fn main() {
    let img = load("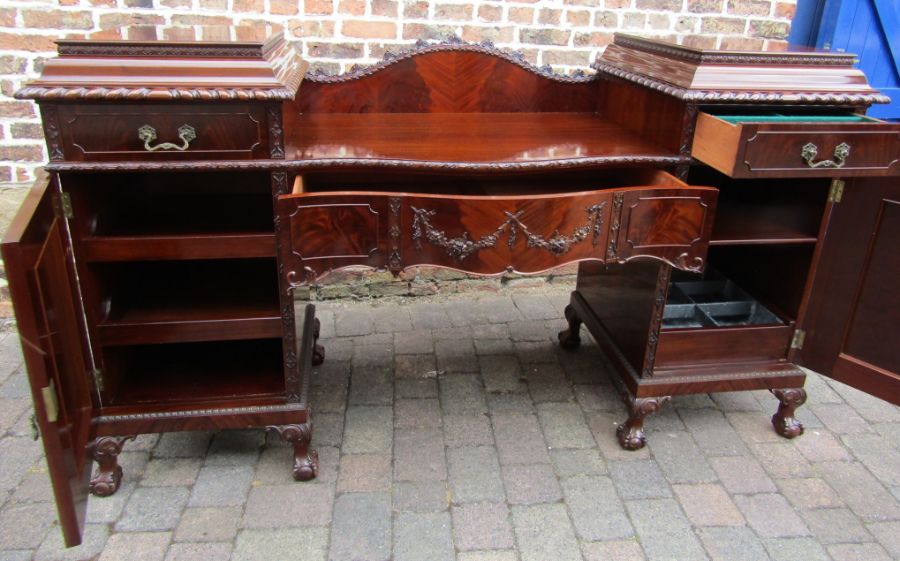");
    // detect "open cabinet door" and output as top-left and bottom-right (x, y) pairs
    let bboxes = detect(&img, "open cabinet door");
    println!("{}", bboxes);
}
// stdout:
(1, 173), (95, 546)
(796, 177), (900, 405)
